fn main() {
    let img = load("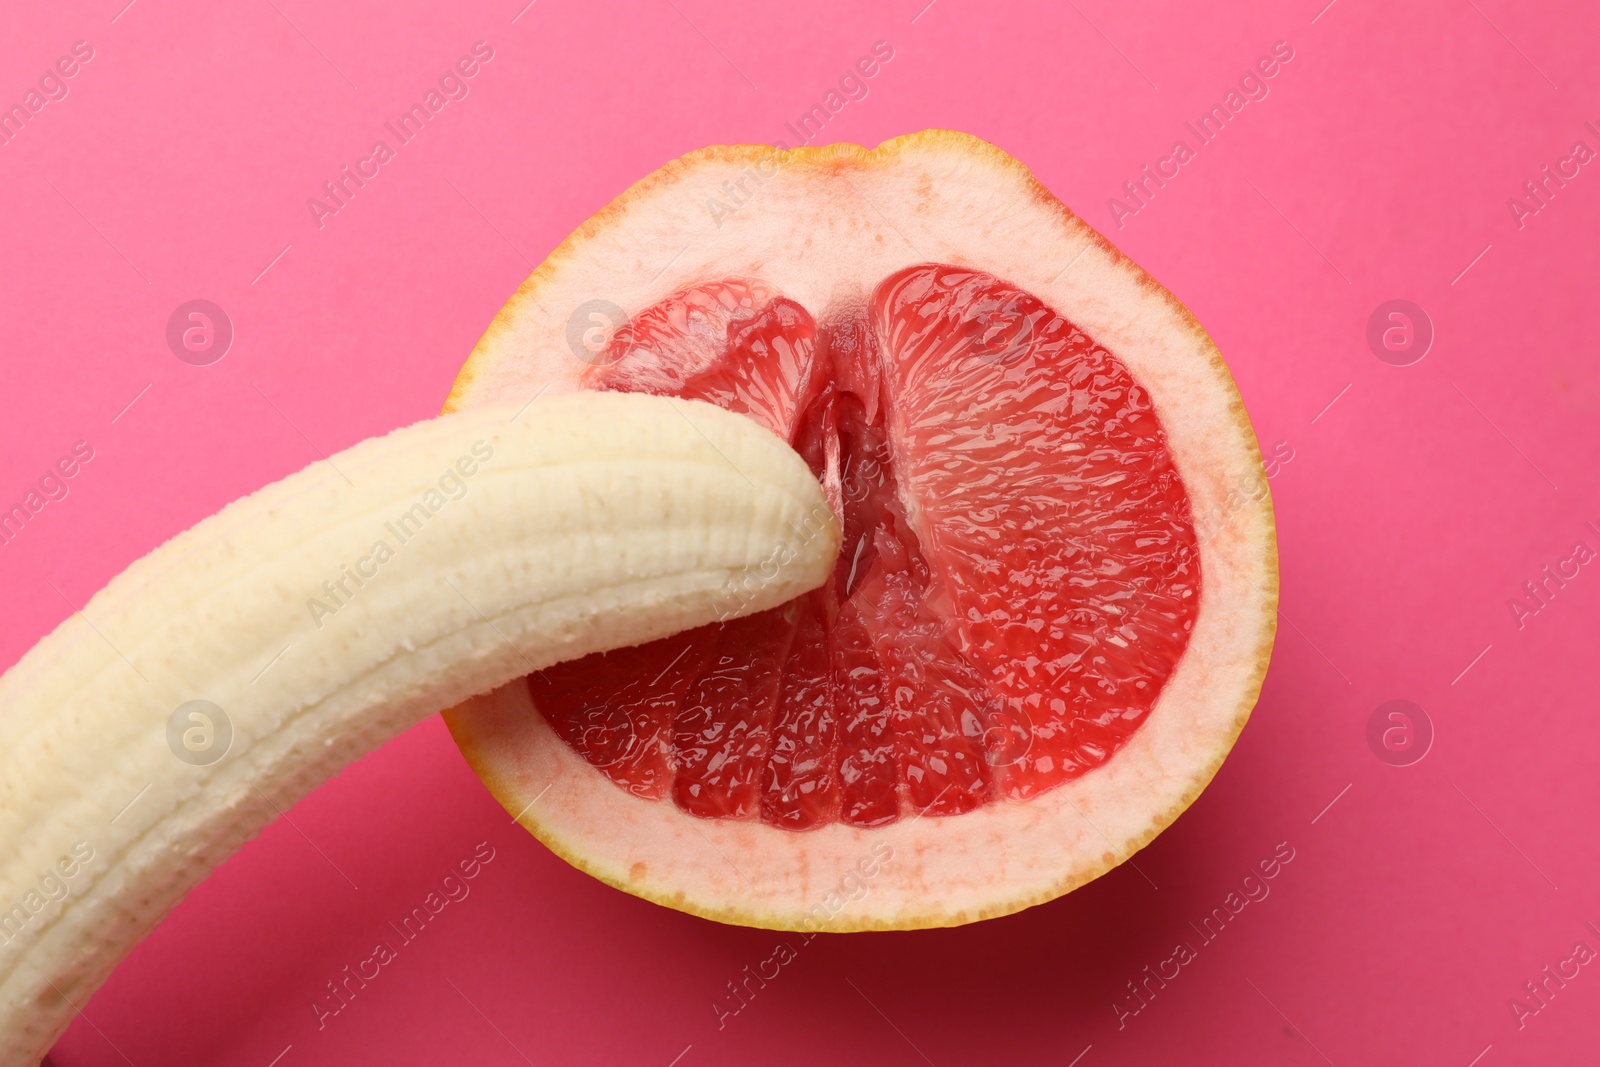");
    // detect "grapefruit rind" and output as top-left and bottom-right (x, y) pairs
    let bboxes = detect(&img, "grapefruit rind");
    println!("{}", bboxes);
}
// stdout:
(442, 130), (1277, 931)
